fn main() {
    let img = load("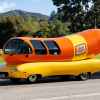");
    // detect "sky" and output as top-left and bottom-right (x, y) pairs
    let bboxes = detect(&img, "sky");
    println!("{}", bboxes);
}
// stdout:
(0, 0), (57, 15)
